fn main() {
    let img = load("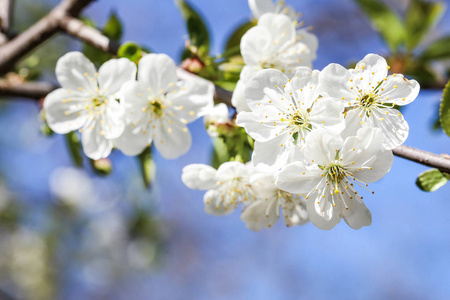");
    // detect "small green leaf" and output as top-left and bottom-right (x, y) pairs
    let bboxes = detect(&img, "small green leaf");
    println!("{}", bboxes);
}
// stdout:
(416, 168), (448, 192)
(224, 21), (255, 53)
(439, 80), (450, 137)
(176, 0), (210, 55)
(65, 131), (84, 167)
(138, 146), (154, 188)
(405, 0), (445, 50)
(354, 0), (406, 52)
(103, 11), (123, 41)
(118, 42), (142, 63)
(421, 36), (450, 61)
